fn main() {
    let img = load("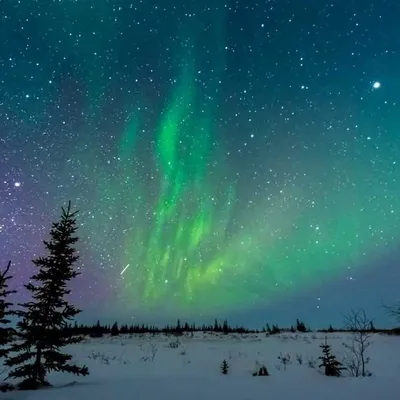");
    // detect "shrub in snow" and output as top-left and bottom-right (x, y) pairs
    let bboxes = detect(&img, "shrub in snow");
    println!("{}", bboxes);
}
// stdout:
(307, 357), (316, 369)
(220, 359), (229, 375)
(277, 353), (291, 370)
(295, 353), (303, 365)
(88, 350), (129, 365)
(88, 351), (111, 364)
(342, 309), (373, 377)
(168, 338), (181, 348)
(319, 337), (346, 377)
(139, 343), (157, 362)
